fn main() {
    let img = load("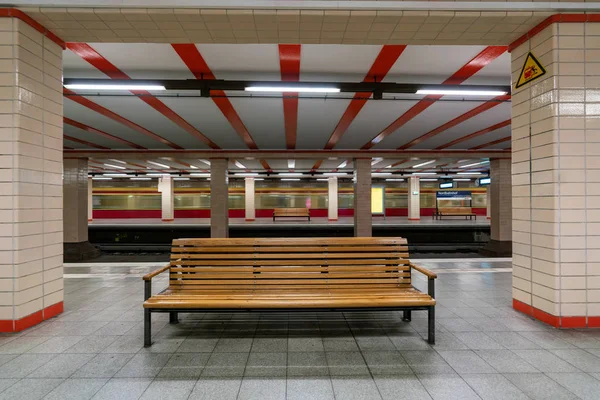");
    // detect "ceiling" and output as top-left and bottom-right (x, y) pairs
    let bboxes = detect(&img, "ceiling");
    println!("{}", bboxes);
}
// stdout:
(63, 42), (510, 174)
